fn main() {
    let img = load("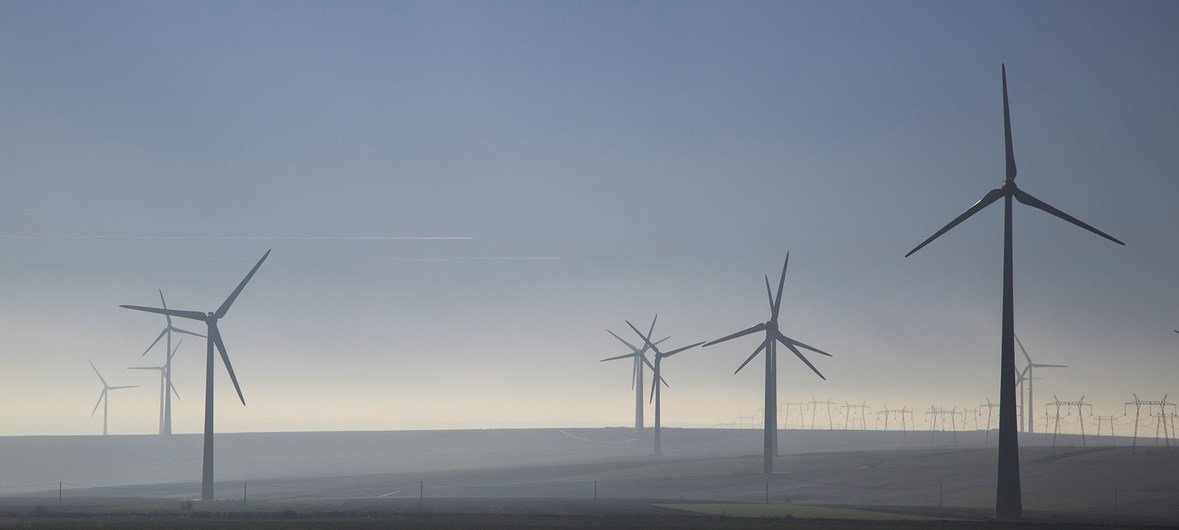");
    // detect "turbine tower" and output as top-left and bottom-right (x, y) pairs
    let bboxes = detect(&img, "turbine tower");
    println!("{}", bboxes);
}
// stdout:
(120, 249), (270, 501)
(137, 289), (204, 436)
(1016, 335), (1066, 434)
(89, 361), (138, 436)
(625, 320), (702, 455)
(129, 339), (183, 434)
(703, 253), (832, 475)
(600, 317), (668, 432)
(904, 65), (1123, 519)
